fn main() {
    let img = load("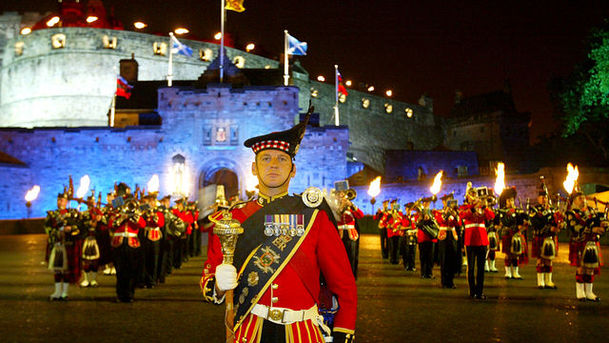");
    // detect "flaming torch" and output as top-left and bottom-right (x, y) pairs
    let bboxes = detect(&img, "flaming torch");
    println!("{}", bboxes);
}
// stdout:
(147, 174), (160, 194)
(430, 171), (443, 208)
(563, 163), (579, 195)
(494, 162), (506, 196)
(75, 175), (90, 210)
(367, 176), (382, 212)
(25, 185), (40, 218)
